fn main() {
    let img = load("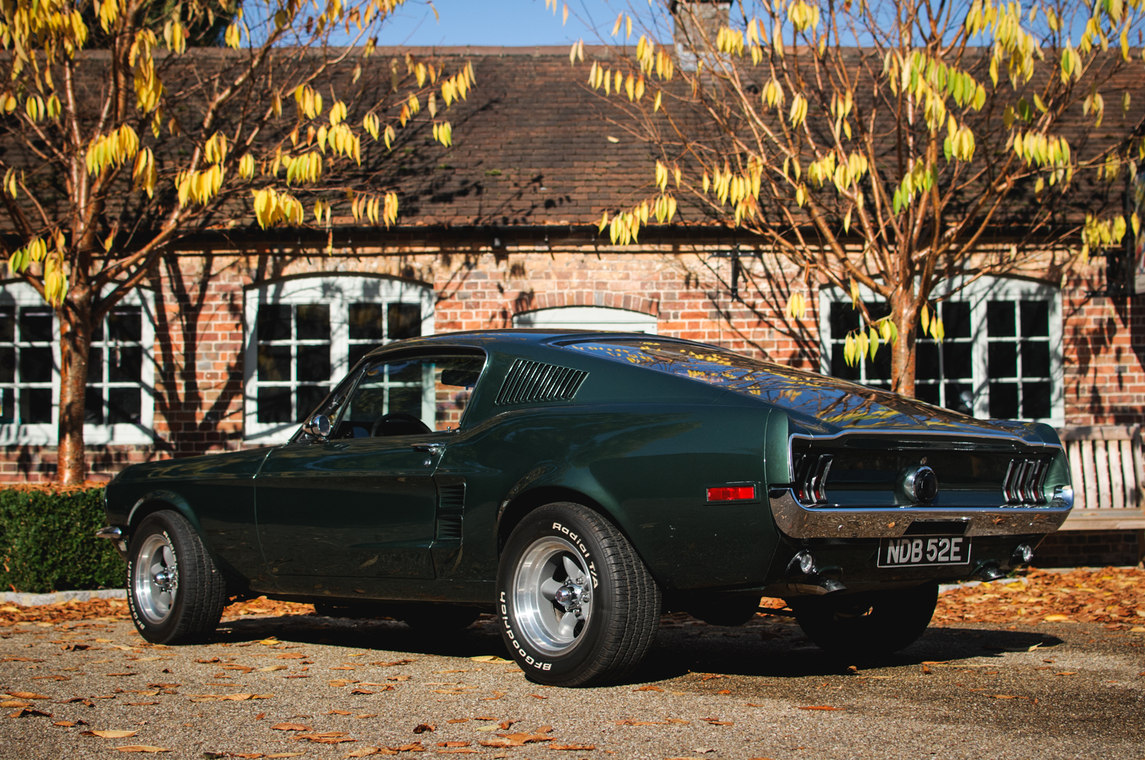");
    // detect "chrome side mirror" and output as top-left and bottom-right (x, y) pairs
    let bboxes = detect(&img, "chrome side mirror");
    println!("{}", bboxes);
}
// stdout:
(302, 414), (333, 440)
